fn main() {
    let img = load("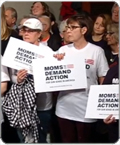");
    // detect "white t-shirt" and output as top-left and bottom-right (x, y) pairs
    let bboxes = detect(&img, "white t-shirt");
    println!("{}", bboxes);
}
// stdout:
(56, 42), (109, 123)
(1, 56), (10, 82)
